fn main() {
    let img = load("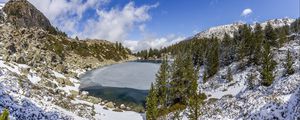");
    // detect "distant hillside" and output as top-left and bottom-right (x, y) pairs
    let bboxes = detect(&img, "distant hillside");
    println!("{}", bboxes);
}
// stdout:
(194, 18), (295, 39)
